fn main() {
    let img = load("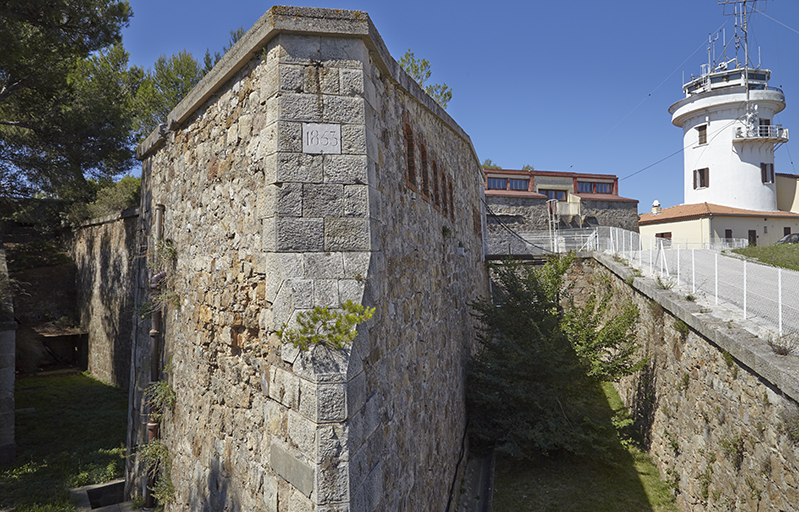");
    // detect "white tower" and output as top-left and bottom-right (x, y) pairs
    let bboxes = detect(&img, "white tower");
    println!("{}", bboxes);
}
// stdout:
(668, 0), (788, 212)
